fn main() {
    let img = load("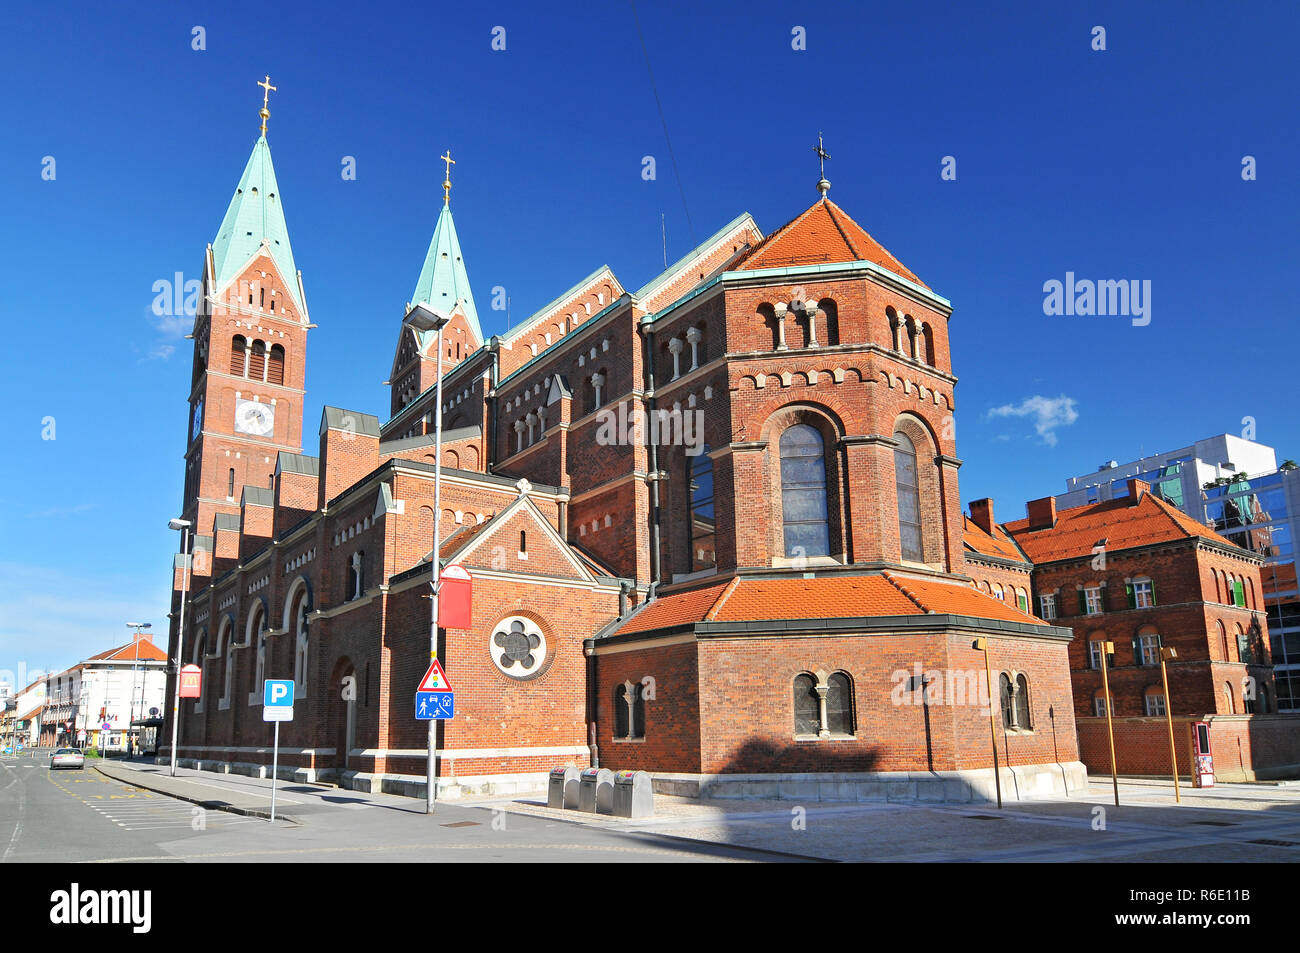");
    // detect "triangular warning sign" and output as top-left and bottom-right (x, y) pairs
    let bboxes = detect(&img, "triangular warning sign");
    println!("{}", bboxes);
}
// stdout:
(418, 658), (452, 692)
